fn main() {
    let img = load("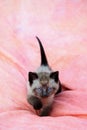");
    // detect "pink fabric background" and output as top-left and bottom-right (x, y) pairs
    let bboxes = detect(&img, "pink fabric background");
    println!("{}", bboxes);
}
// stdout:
(0, 0), (87, 129)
